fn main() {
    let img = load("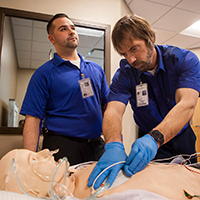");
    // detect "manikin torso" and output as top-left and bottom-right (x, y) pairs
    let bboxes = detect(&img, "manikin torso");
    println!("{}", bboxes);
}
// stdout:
(0, 149), (200, 200)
